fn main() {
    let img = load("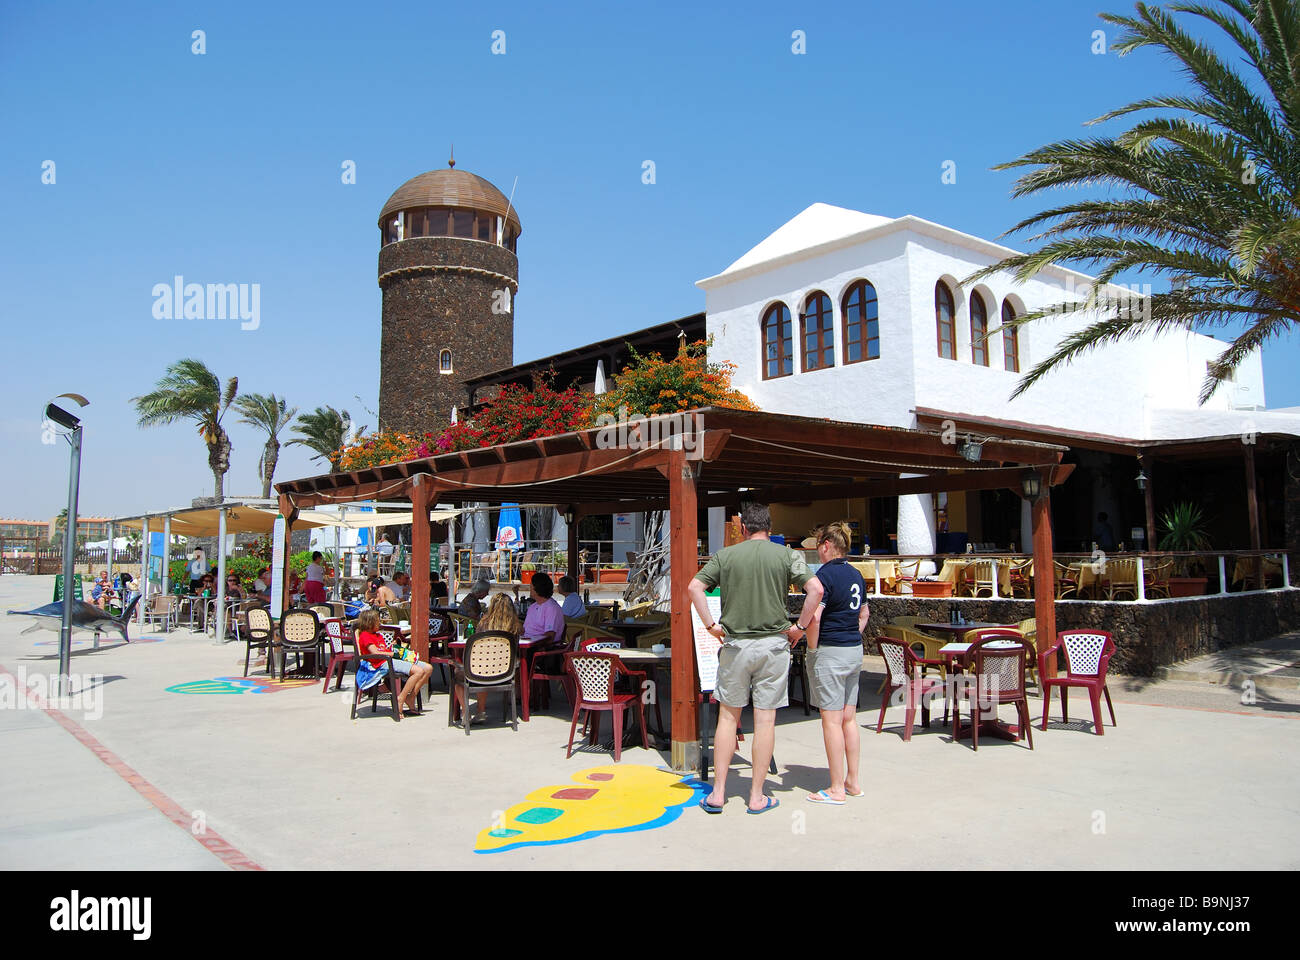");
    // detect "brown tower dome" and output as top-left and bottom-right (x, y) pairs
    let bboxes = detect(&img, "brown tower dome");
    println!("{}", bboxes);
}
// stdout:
(377, 162), (520, 436)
